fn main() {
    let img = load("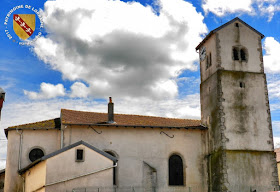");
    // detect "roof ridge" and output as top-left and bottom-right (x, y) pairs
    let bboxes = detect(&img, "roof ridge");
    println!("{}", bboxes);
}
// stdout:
(61, 108), (105, 114)
(61, 108), (200, 121)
